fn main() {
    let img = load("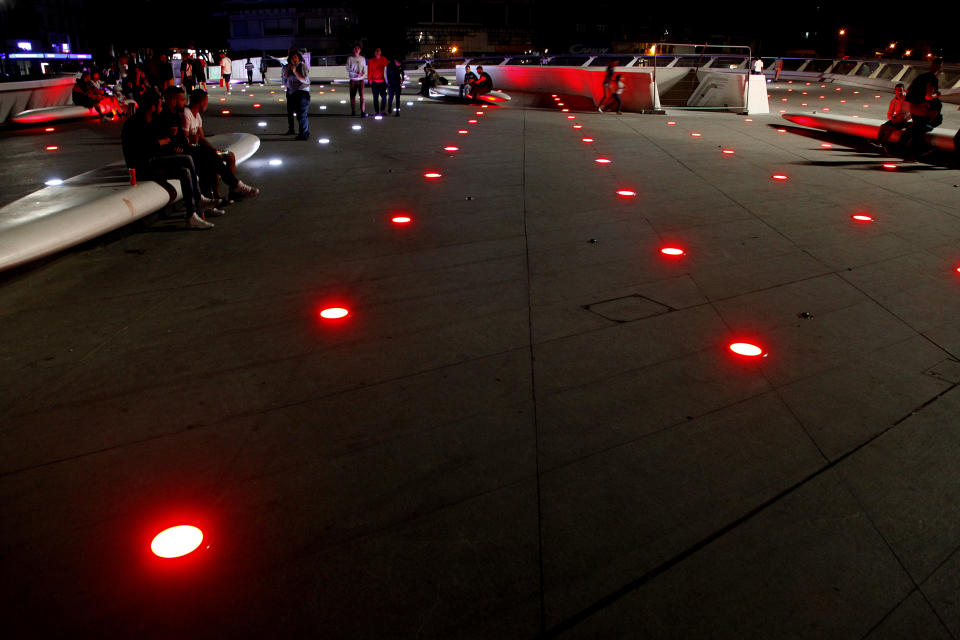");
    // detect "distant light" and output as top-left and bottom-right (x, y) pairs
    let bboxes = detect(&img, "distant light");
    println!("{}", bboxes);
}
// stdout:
(468, 119), (478, 123)
(729, 342), (765, 357)
(595, 158), (611, 164)
(567, 115), (575, 119)
(852, 214), (874, 222)
(151, 525), (203, 558)
(557, 102), (565, 106)
(551, 94), (557, 97)
(882, 163), (897, 169)
(821, 143), (832, 148)
(476, 111), (484, 115)
(690, 132), (701, 137)
(407, 102), (414, 106)
(443, 145), (459, 151)
(44, 127), (55, 132)
(660, 247), (685, 256)
(823, 108), (830, 111)
(424, 172), (442, 179)
(221, 110), (230, 115)
(257, 121), (267, 127)
(722, 149), (735, 155)
(318, 138), (330, 144)
(319, 307), (349, 319)
(801, 103), (808, 106)
(352, 124), (362, 130)
(340, 100), (347, 104)
(268, 159), (283, 166)
(875, 95), (881, 99)
(581, 137), (594, 143)
(666, 121), (676, 125)
(772, 174), (788, 181)
(418, 97), (424, 101)
(252, 103), (261, 108)
(44, 178), (63, 186)
(853, 90), (860, 94)
(374, 115), (383, 120)
(561, 108), (569, 112)
(776, 128), (786, 133)
(391, 216), (412, 224)
(458, 129), (468, 134)
(219, 98), (226, 102)
(572, 124), (583, 129)
(616, 189), (636, 197)
(45, 145), (58, 151)
(744, 118), (753, 122)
